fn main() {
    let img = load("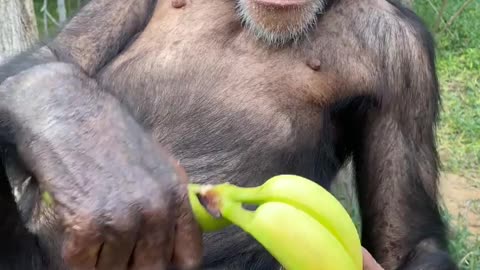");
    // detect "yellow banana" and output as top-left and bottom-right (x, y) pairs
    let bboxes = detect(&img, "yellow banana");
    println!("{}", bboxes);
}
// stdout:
(222, 175), (362, 269)
(221, 200), (357, 270)
(188, 174), (362, 270)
